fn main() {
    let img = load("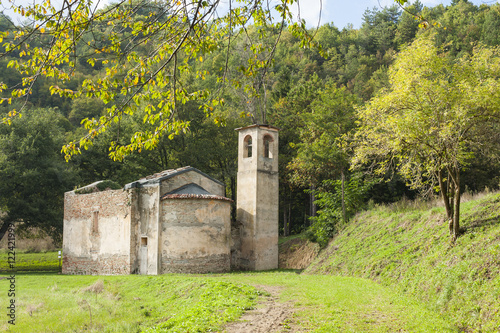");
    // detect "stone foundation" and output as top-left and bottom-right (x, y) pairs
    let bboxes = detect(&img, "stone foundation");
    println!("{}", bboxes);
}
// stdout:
(62, 255), (131, 275)
(161, 254), (230, 274)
